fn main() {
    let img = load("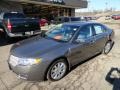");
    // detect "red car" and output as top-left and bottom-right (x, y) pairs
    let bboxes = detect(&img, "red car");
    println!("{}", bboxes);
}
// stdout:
(112, 15), (120, 20)
(39, 19), (48, 27)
